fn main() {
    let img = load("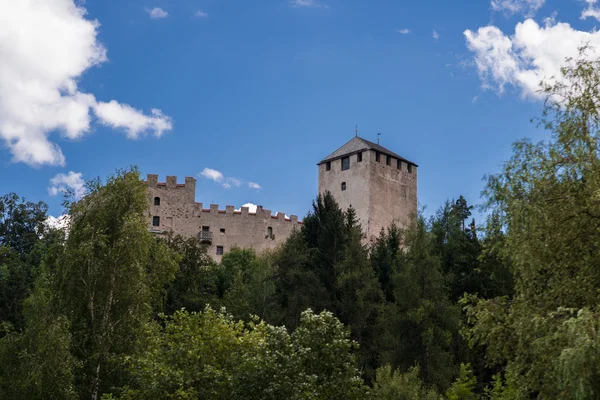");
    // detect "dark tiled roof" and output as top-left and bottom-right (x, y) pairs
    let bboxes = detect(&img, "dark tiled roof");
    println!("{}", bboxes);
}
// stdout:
(319, 136), (417, 166)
